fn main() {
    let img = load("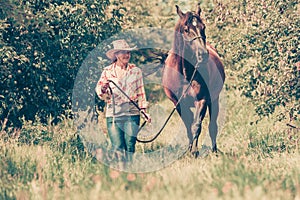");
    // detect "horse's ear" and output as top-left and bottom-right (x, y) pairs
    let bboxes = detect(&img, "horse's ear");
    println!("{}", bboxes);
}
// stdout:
(197, 5), (202, 16)
(176, 5), (184, 18)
